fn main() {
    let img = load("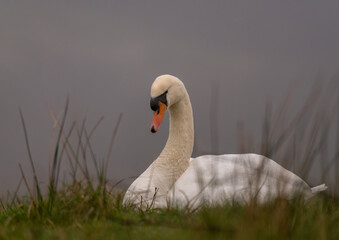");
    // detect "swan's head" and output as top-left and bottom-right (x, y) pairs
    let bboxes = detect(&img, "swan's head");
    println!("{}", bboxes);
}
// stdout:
(149, 74), (186, 133)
